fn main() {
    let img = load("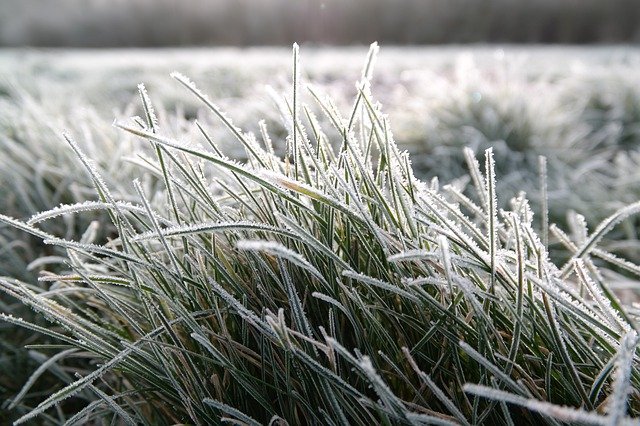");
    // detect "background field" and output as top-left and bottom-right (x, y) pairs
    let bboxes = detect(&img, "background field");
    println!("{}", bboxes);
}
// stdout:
(2, 0), (640, 46)
(3, 45), (640, 231)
